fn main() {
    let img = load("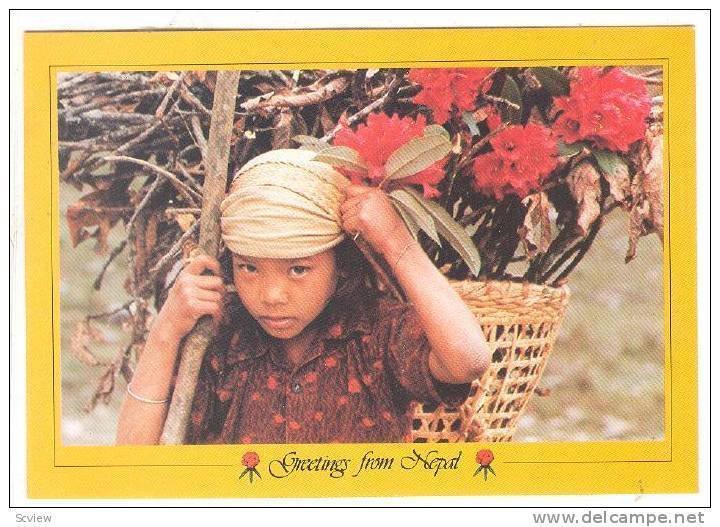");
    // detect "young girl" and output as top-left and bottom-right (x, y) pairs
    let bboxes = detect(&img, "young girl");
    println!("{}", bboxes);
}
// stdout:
(116, 149), (490, 445)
